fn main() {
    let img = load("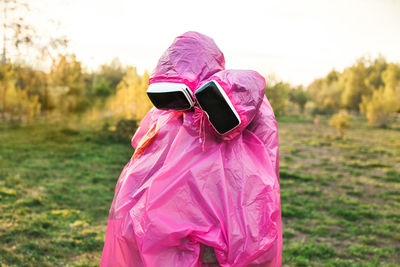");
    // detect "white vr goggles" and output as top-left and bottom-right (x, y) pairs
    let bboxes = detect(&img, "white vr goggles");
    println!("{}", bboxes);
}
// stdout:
(147, 82), (195, 111)
(146, 81), (241, 135)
